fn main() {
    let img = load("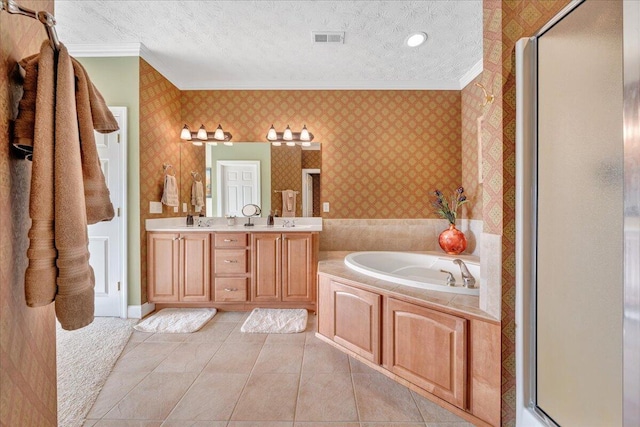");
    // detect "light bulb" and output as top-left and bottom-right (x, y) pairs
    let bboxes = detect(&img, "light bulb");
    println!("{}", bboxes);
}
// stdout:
(301, 141), (311, 147)
(286, 141), (296, 147)
(300, 125), (310, 141)
(283, 125), (293, 141)
(224, 141), (233, 146)
(272, 141), (282, 147)
(180, 124), (191, 140)
(192, 141), (203, 146)
(196, 124), (208, 140)
(214, 124), (225, 141)
(208, 142), (218, 146)
(406, 32), (427, 47)
(267, 124), (278, 141)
